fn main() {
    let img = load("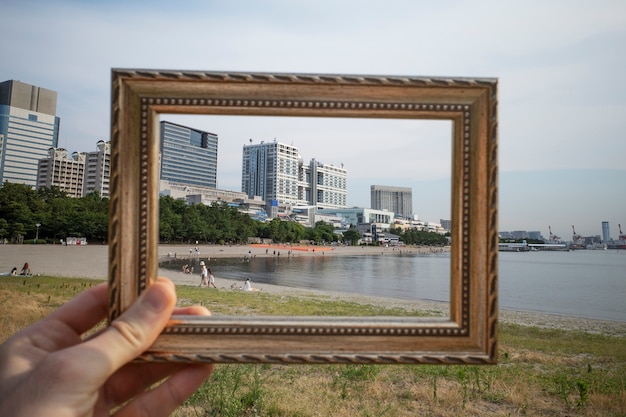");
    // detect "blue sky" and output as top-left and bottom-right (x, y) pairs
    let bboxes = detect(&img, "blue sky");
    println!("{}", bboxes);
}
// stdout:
(2, 0), (625, 239)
